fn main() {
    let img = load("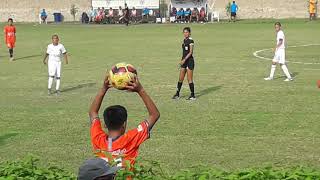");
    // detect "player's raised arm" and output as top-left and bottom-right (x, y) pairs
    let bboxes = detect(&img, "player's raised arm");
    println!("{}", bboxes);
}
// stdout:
(126, 77), (160, 129)
(89, 77), (112, 120)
